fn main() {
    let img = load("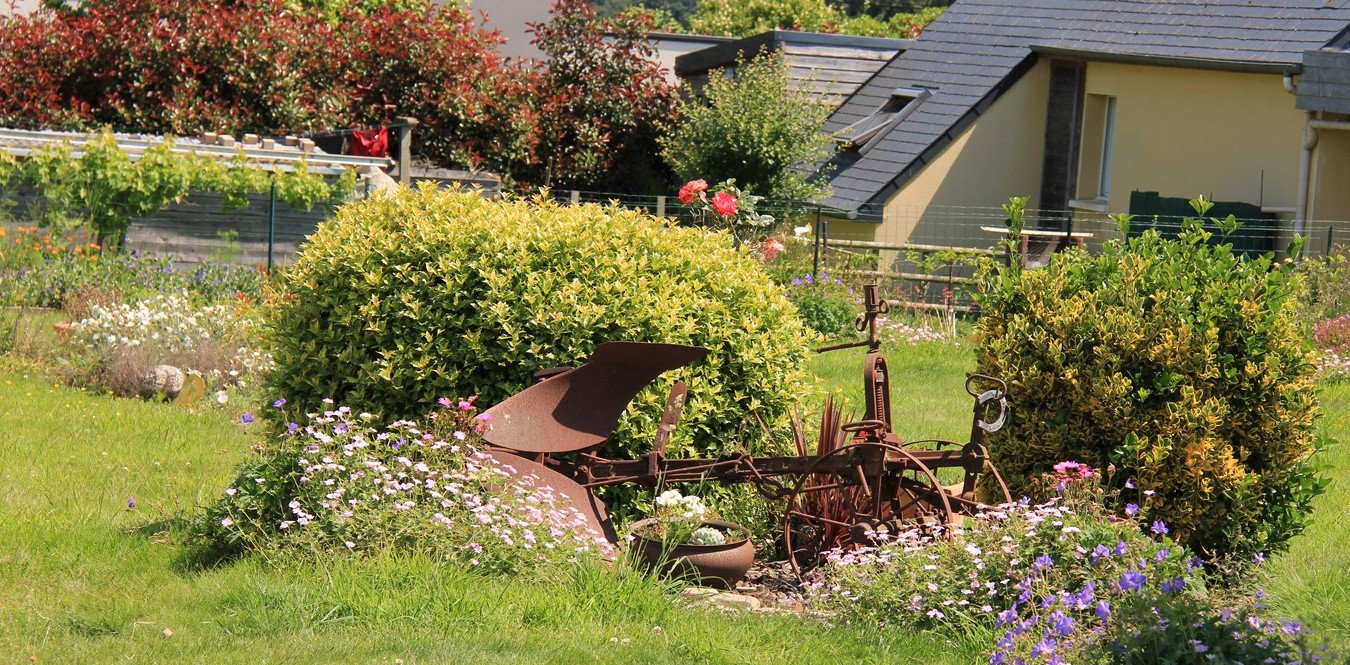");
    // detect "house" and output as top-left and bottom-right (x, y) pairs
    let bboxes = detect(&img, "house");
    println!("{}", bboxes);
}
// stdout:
(676, 30), (911, 107)
(651, 32), (734, 85)
(0, 0), (41, 16)
(816, 0), (1350, 257)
